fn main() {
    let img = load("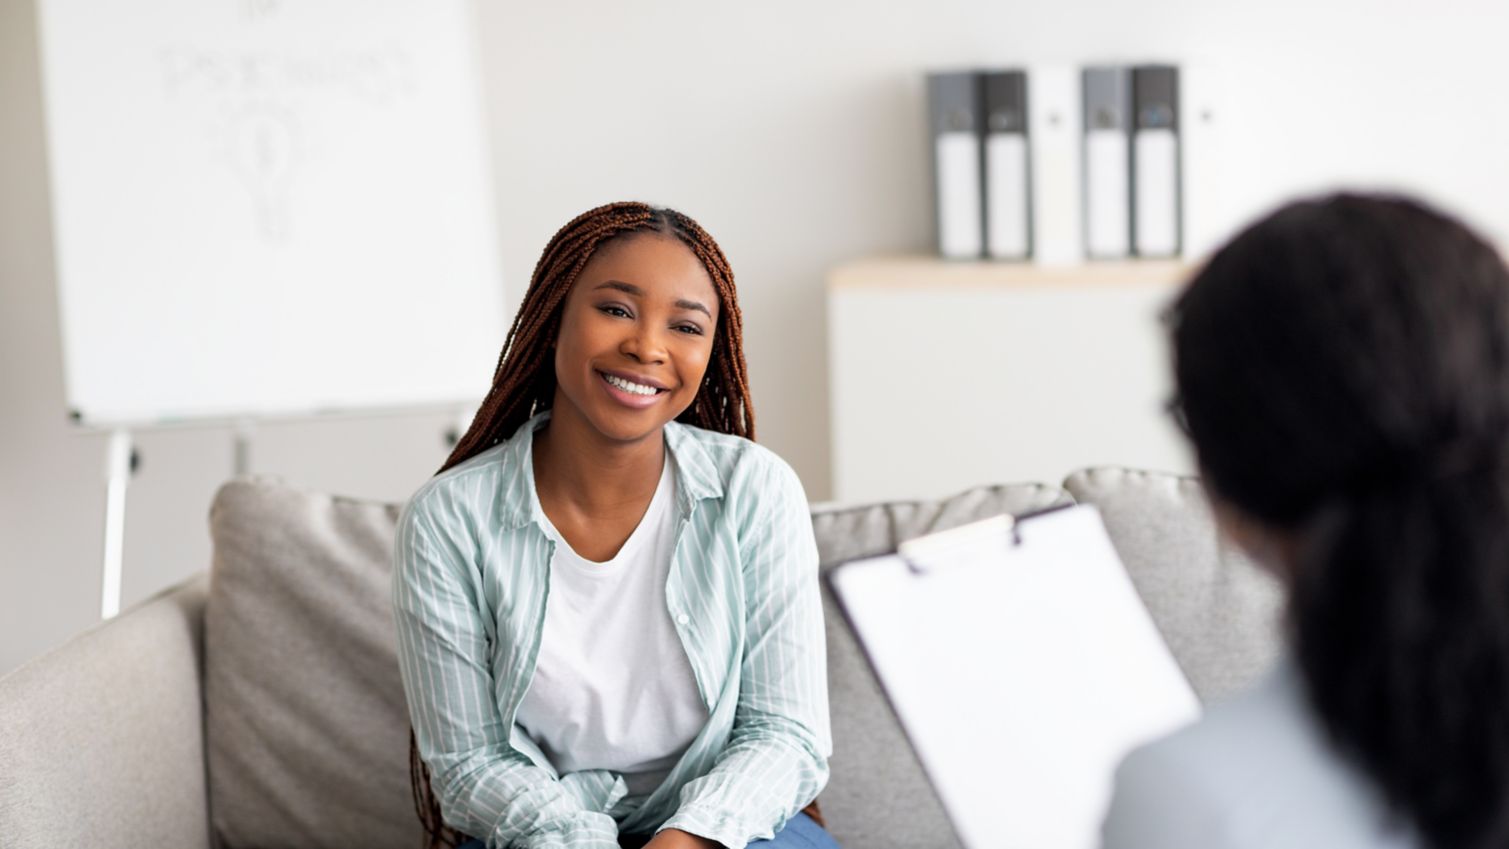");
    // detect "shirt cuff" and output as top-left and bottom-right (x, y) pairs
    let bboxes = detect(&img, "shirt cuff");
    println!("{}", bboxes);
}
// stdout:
(511, 810), (620, 849)
(659, 805), (774, 849)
